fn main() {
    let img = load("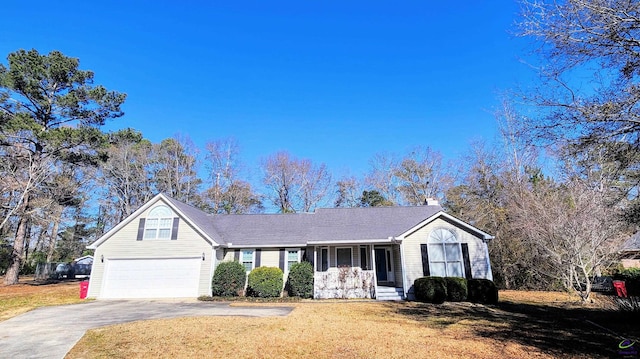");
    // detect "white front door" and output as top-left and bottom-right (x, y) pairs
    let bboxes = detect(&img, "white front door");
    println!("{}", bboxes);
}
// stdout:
(102, 258), (201, 299)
